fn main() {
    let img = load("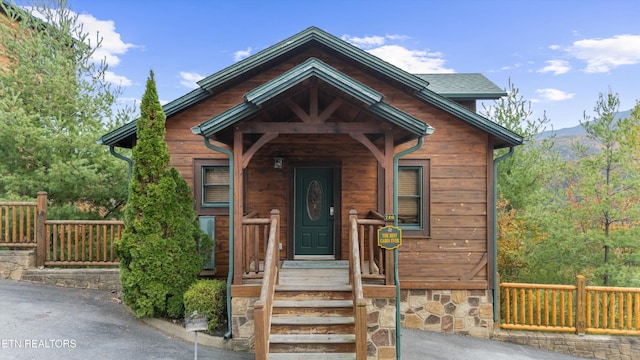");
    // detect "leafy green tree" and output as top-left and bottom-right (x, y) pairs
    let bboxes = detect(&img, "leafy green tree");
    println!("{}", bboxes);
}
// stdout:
(563, 91), (640, 286)
(482, 79), (563, 210)
(0, 0), (130, 217)
(482, 80), (565, 282)
(117, 71), (208, 319)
